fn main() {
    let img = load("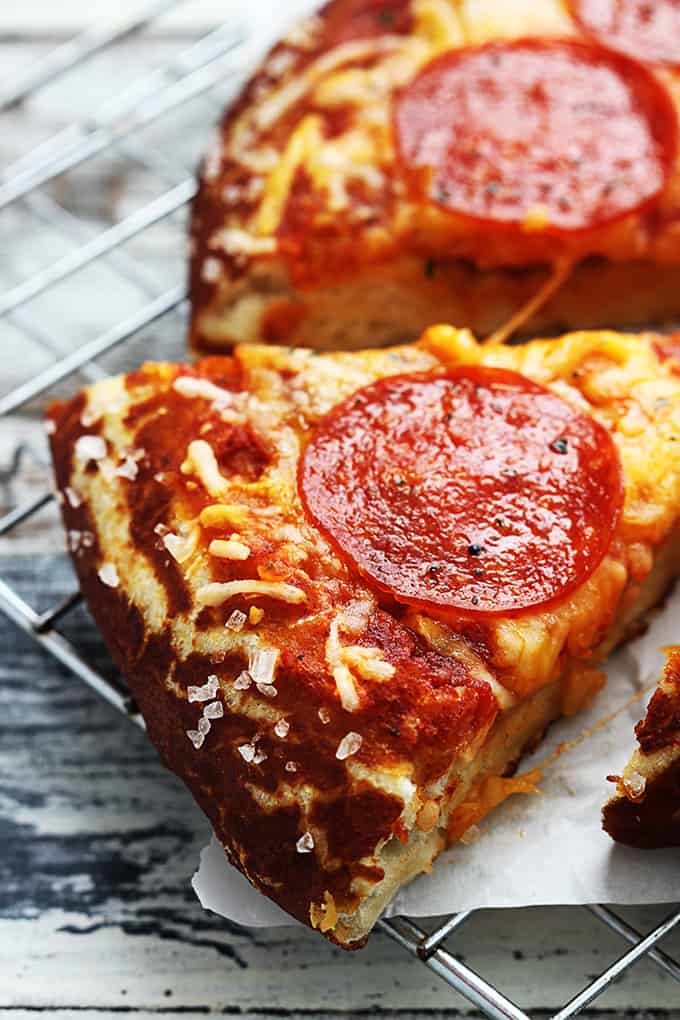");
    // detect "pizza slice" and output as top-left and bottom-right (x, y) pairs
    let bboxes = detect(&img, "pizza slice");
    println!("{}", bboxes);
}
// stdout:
(48, 325), (680, 946)
(603, 647), (680, 848)
(189, 0), (680, 353)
